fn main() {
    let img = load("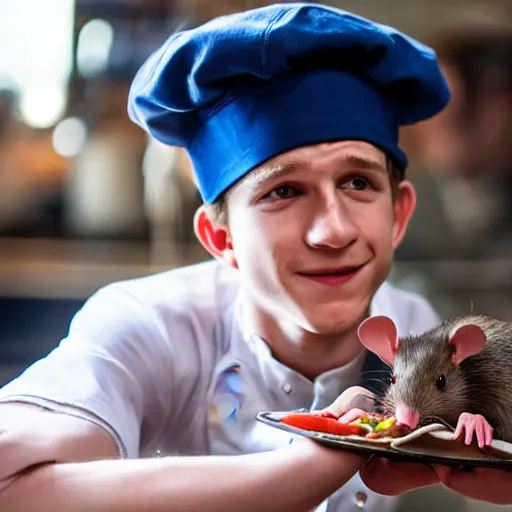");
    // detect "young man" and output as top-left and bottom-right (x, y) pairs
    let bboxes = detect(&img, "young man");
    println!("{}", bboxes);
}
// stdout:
(0, 3), (463, 511)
